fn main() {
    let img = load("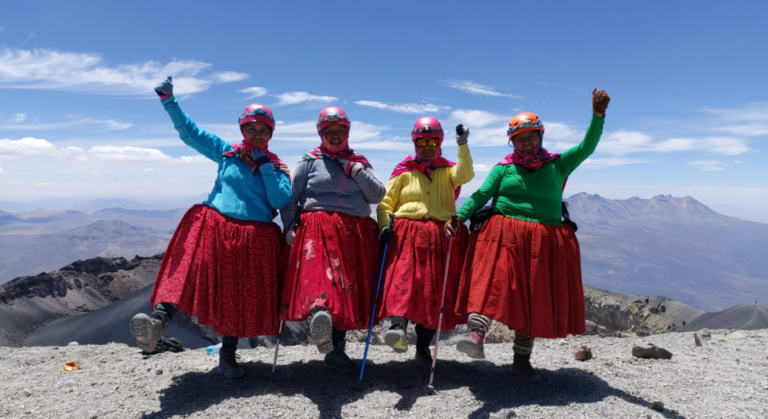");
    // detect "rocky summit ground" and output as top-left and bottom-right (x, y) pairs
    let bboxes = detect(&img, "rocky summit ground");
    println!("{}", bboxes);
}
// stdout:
(2, 330), (767, 419)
